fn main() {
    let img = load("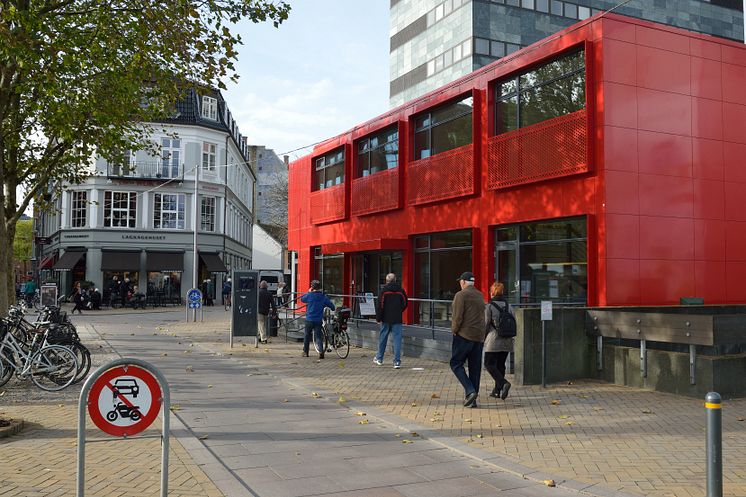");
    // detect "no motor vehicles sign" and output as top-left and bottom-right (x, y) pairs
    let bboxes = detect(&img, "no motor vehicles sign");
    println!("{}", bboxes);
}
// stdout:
(87, 364), (163, 437)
